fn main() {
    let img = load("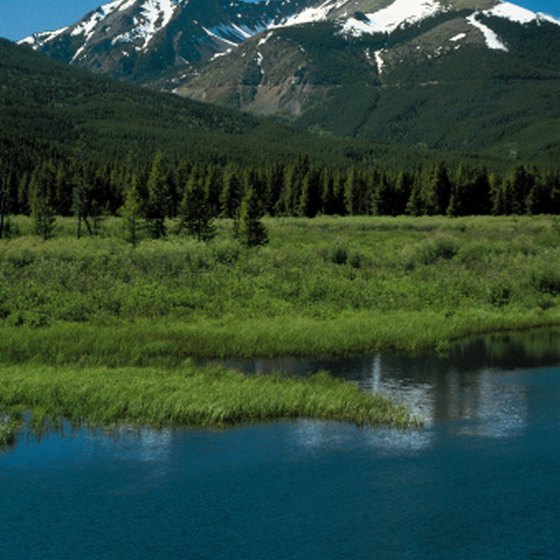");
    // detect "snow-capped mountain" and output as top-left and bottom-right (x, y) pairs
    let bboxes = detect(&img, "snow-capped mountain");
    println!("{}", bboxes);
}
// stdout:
(20, 0), (560, 82)
(19, 0), (318, 81)
(19, 0), (560, 156)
